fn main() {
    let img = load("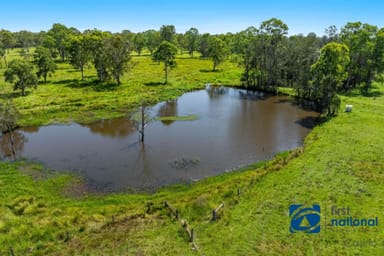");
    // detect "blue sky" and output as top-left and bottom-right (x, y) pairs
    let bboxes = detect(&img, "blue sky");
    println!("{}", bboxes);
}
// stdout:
(1, 0), (383, 35)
